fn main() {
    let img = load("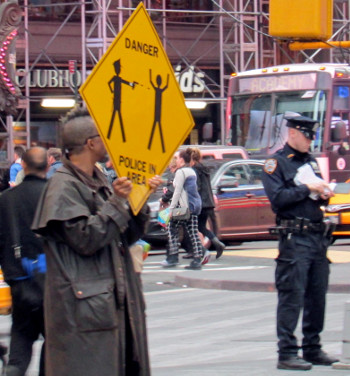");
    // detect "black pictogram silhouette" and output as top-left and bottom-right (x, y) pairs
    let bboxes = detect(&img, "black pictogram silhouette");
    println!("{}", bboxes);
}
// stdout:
(107, 59), (135, 141)
(148, 70), (169, 153)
